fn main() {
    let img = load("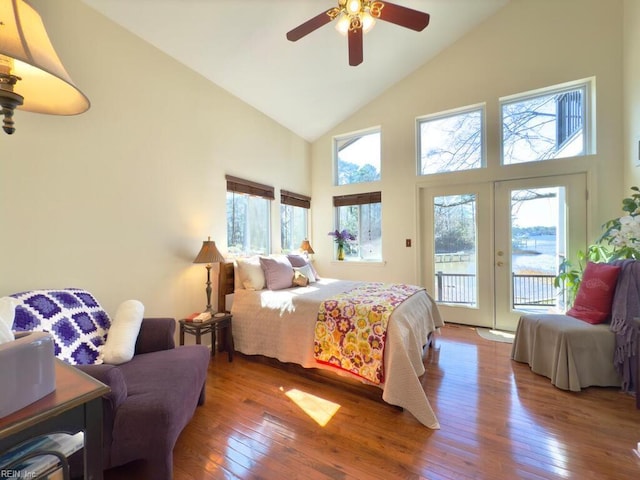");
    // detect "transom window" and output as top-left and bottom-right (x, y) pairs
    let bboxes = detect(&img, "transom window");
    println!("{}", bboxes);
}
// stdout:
(334, 128), (381, 186)
(417, 105), (485, 175)
(333, 192), (382, 261)
(226, 175), (272, 255)
(280, 190), (310, 253)
(501, 80), (591, 164)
